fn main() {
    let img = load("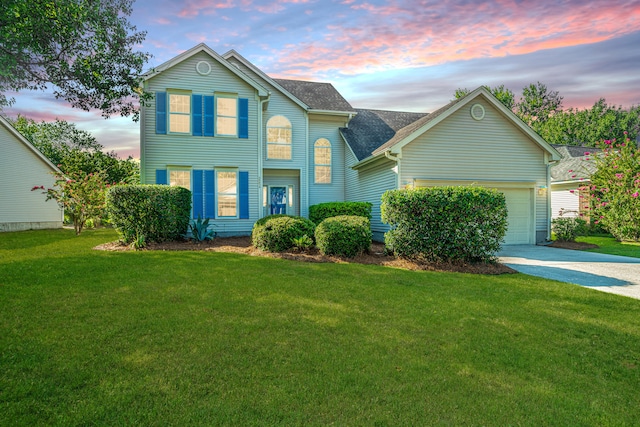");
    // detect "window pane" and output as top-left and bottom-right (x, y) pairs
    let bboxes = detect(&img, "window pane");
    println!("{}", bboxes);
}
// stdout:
(217, 171), (237, 193)
(217, 117), (236, 135)
(170, 170), (190, 190)
(267, 144), (292, 160)
(315, 147), (331, 164)
(218, 195), (237, 217)
(170, 114), (190, 133)
(217, 97), (237, 116)
(315, 166), (331, 183)
(170, 94), (190, 113)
